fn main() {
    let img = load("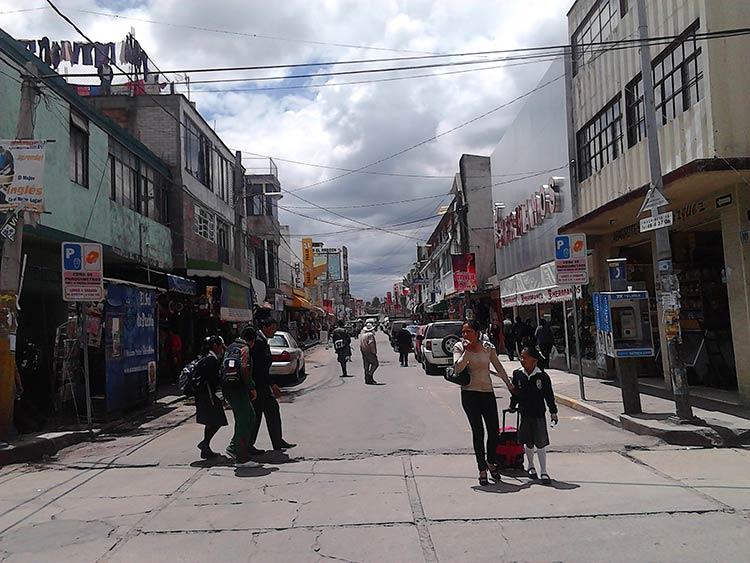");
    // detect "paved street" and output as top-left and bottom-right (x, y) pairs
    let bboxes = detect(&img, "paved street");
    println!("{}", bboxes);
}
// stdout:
(1, 332), (749, 562)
